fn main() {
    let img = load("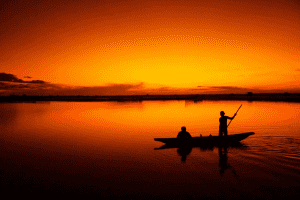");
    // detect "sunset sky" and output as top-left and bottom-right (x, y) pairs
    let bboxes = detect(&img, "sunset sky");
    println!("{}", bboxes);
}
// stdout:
(1, 0), (299, 95)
